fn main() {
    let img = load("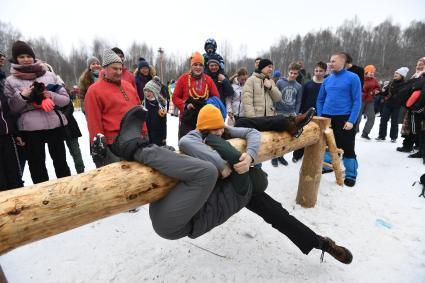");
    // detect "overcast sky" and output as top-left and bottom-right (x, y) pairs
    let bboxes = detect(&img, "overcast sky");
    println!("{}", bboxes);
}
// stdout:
(1, 0), (424, 59)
